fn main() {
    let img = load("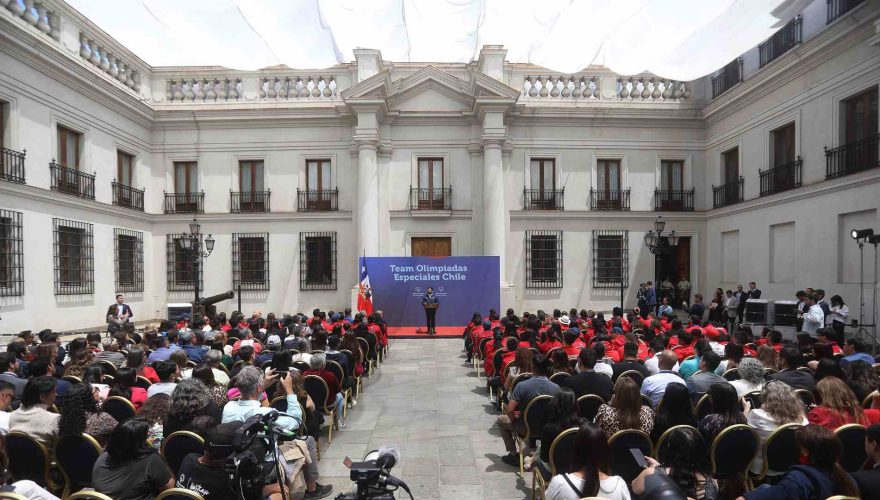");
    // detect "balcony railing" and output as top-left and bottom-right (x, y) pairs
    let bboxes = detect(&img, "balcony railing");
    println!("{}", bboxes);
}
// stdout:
(164, 191), (204, 214)
(523, 188), (564, 210)
(825, 134), (879, 179)
(712, 177), (744, 208)
(0, 147), (26, 184)
(590, 189), (631, 211)
(759, 16), (801, 68)
(50, 162), (94, 200)
(231, 190), (271, 213)
(112, 181), (144, 211)
(410, 187), (452, 210)
(654, 189), (695, 211)
(712, 58), (742, 99)
(760, 157), (803, 196)
(828, 0), (865, 24)
(297, 189), (338, 212)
